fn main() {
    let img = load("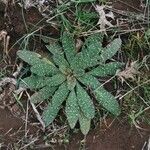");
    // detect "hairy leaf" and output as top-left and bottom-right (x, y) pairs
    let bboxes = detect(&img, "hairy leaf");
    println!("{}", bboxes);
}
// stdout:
(99, 38), (122, 62)
(47, 73), (66, 87)
(76, 83), (95, 119)
(43, 82), (69, 126)
(71, 33), (103, 70)
(94, 87), (121, 116)
(17, 50), (42, 65)
(89, 62), (123, 77)
(53, 53), (69, 69)
(82, 33), (103, 56)
(66, 90), (79, 129)
(20, 75), (48, 89)
(62, 32), (76, 63)
(46, 43), (62, 55)
(78, 74), (100, 90)
(67, 75), (76, 90)
(31, 86), (57, 103)
(31, 62), (58, 76)
(79, 113), (91, 135)
(46, 41), (69, 69)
